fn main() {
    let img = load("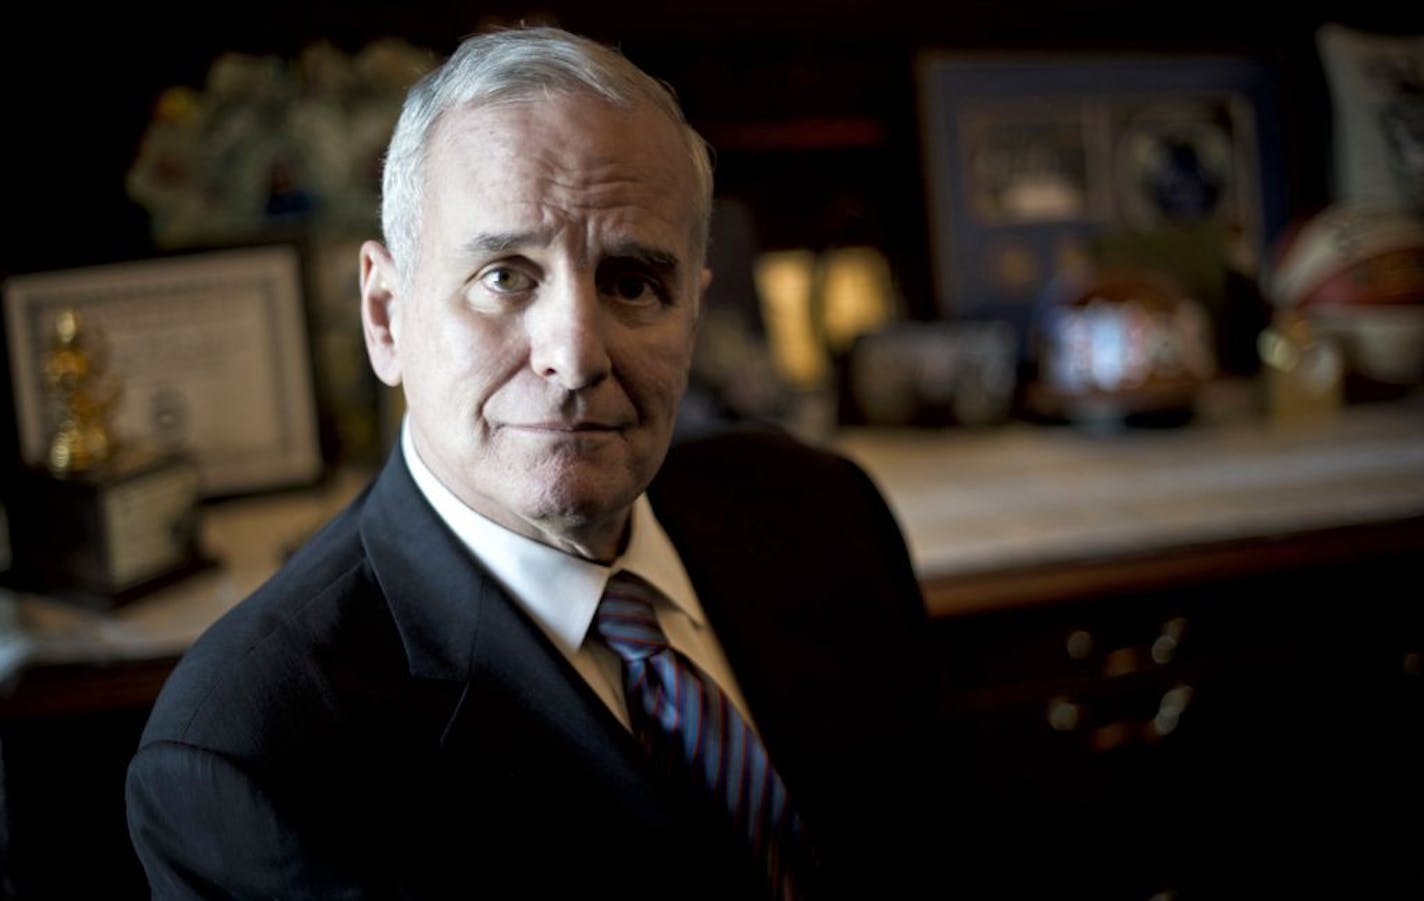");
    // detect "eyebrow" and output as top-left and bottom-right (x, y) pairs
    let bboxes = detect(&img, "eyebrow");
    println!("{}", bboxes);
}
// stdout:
(462, 230), (549, 256)
(464, 232), (683, 280)
(603, 239), (682, 281)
